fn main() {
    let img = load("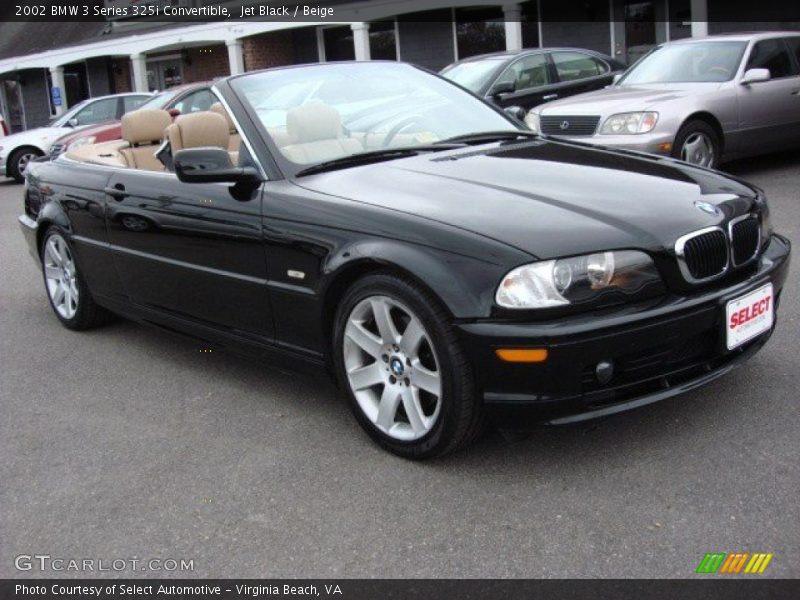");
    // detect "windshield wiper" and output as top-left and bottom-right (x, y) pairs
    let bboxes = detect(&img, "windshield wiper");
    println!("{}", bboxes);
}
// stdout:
(437, 130), (539, 145)
(294, 144), (465, 177)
